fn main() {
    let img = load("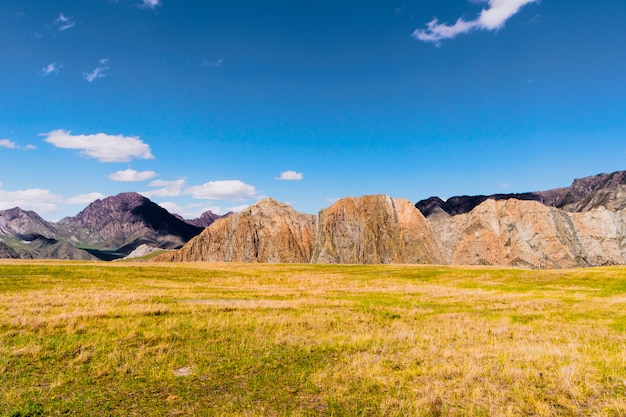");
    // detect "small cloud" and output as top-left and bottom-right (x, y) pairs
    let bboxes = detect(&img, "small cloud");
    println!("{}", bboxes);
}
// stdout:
(500, 182), (511, 188)
(0, 185), (63, 214)
(23, 144), (37, 151)
(43, 129), (154, 162)
(275, 170), (303, 181)
(42, 62), (62, 77)
(66, 192), (106, 205)
(139, 0), (161, 9)
(526, 14), (541, 25)
(143, 178), (186, 197)
(55, 13), (76, 31)
(203, 58), (223, 68)
(108, 169), (157, 182)
(413, 0), (539, 45)
(185, 180), (257, 201)
(0, 139), (18, 149)
(84, 58), (110, 82)
(326, 197), (341, 203)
